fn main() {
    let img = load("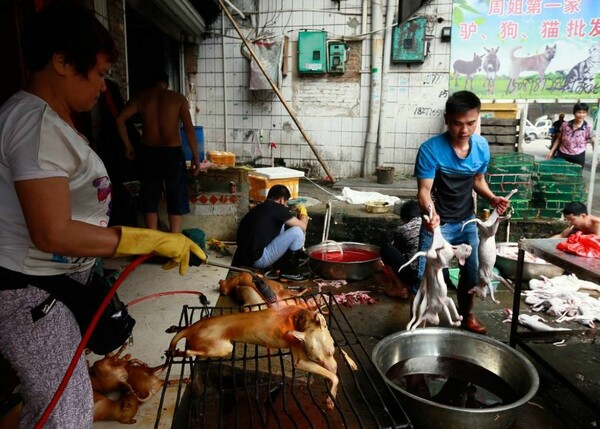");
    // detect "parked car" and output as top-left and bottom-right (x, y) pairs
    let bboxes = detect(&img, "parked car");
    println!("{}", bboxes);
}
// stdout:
(523, 118), (552, 143)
